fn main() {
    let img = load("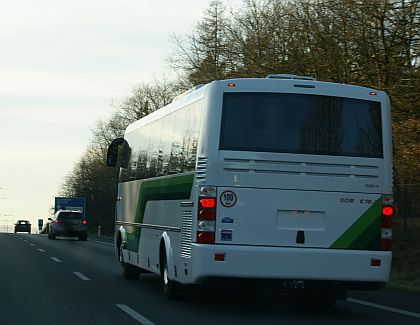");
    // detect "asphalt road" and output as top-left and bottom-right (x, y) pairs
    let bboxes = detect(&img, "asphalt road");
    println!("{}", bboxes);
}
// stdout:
(1, 232), (419, 325)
